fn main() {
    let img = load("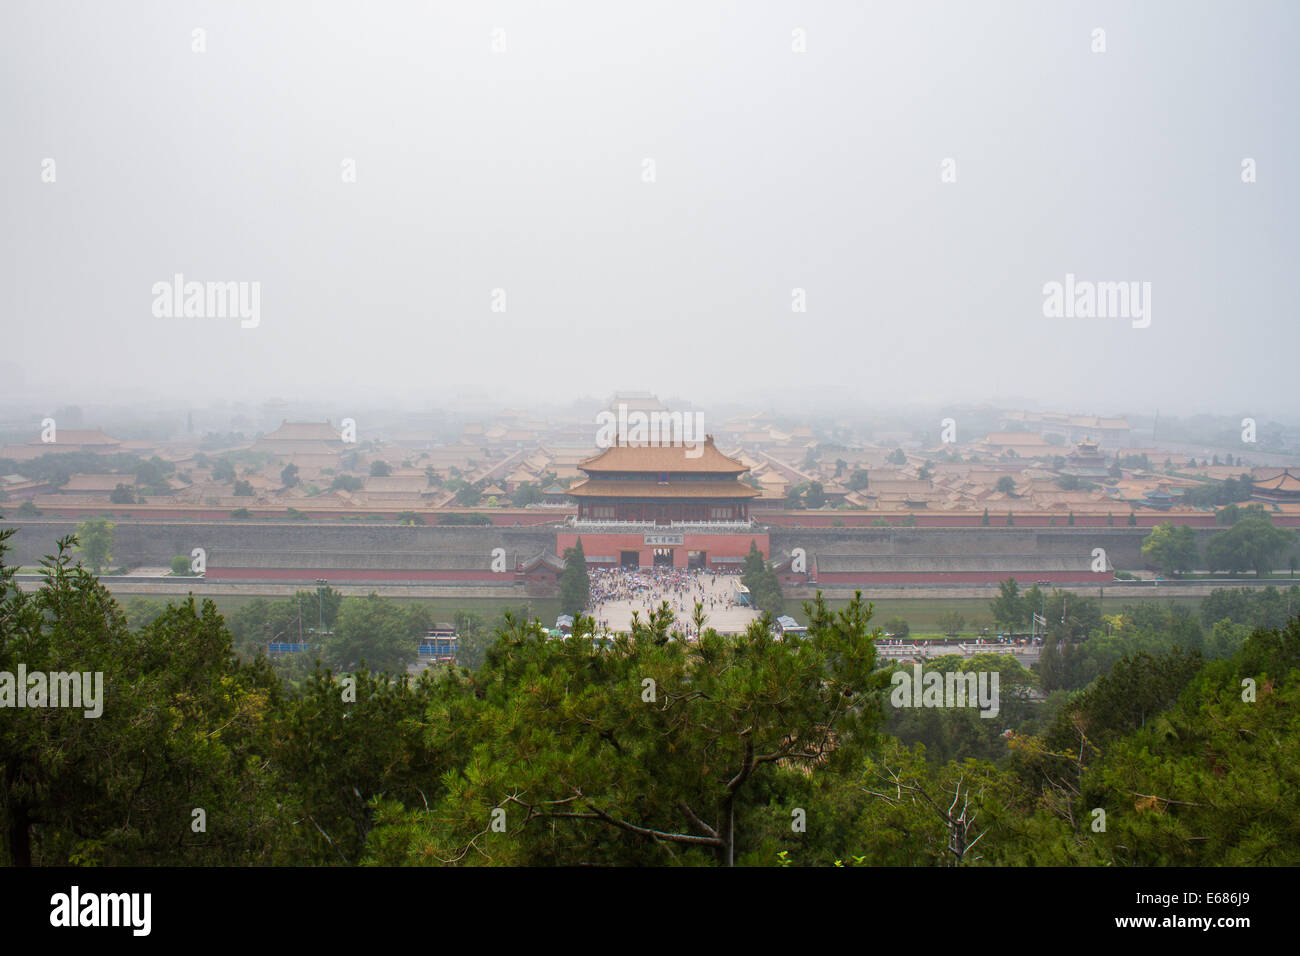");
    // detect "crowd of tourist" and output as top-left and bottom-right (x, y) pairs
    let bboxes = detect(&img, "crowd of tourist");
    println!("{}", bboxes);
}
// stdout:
(586, 566), (743, 638)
